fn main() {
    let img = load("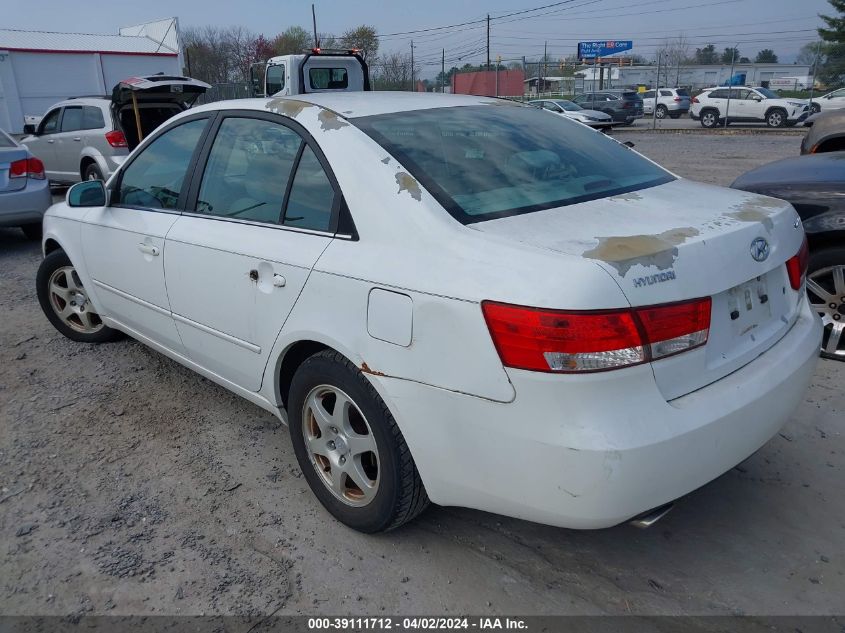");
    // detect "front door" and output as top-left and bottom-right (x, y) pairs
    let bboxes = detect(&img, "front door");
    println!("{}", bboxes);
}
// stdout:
(27, 107), (61, 180)
(81, 116), (211, 351)
(164, 113), (337, 390)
